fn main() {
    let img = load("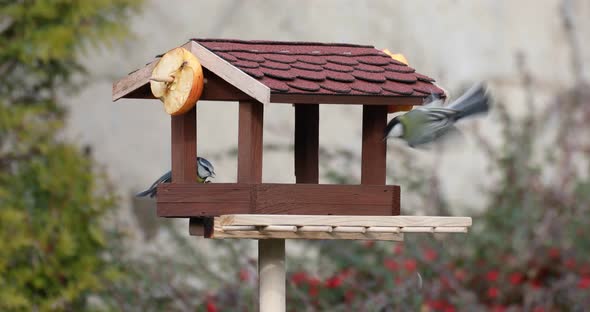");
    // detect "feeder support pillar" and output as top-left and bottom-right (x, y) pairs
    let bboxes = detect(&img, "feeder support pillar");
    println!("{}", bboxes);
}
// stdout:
(259, 239), (286, 312)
